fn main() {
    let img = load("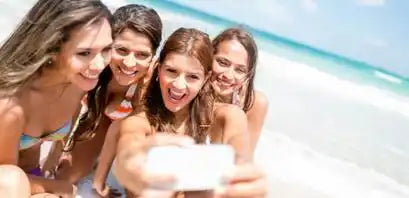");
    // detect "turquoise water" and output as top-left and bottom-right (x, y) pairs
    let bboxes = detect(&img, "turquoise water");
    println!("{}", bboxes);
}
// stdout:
(131, 0), (409, 197)
(137, 0), (409, 97)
